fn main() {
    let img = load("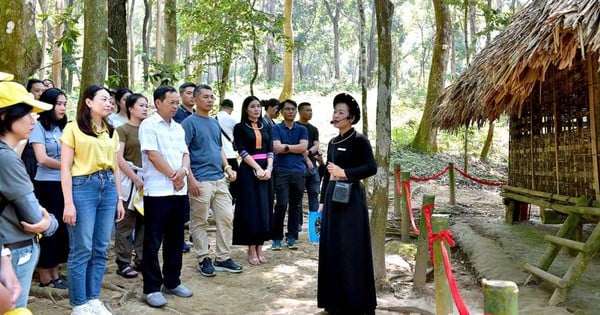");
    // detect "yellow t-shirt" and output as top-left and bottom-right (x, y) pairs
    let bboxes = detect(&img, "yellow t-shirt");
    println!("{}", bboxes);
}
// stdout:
(60, 121), (120, 176)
